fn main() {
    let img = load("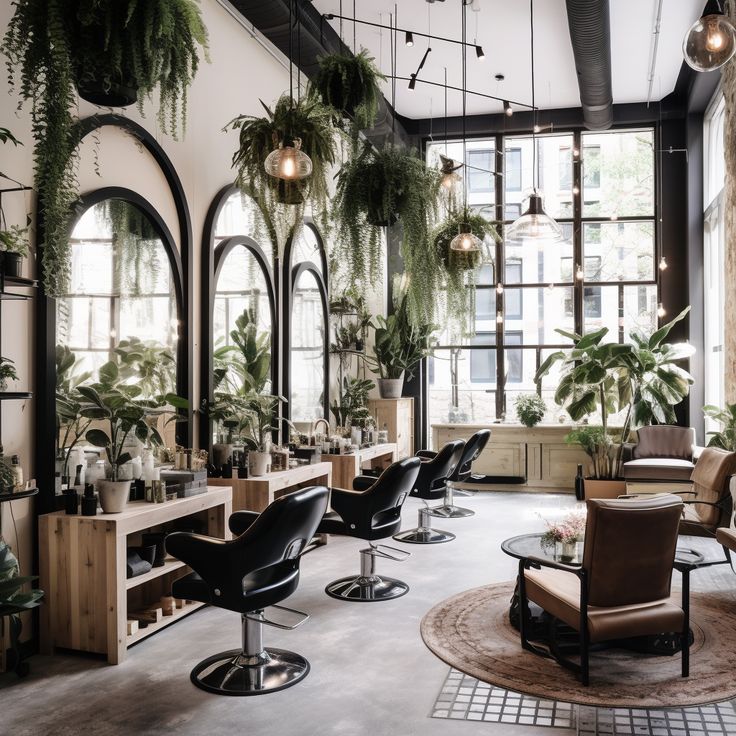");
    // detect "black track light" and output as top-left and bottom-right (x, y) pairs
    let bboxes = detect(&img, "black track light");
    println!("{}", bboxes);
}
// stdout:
(503, 100), (513, 116)
(476, 45), (485, 60)
(408, 74), (417, 91)
(405, 31), (414, 46)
